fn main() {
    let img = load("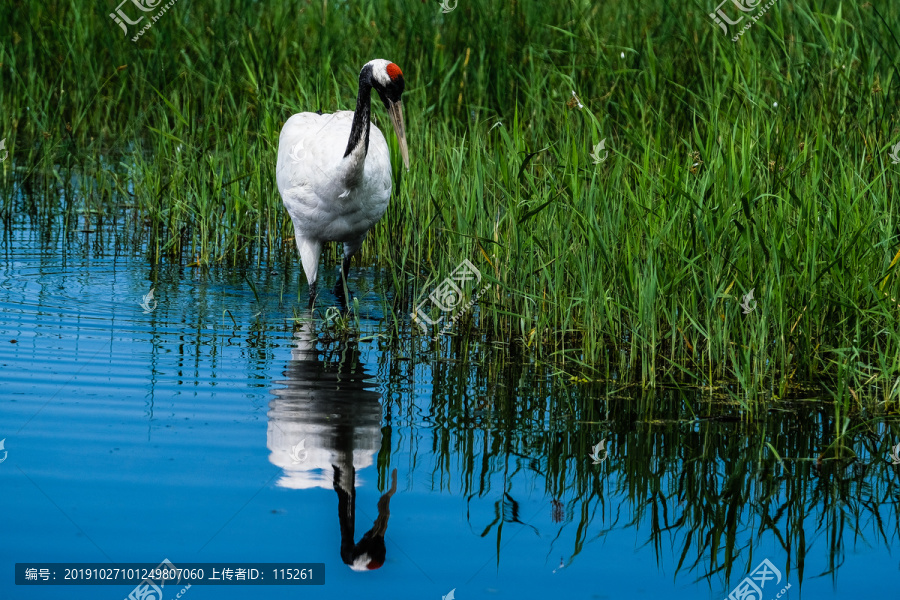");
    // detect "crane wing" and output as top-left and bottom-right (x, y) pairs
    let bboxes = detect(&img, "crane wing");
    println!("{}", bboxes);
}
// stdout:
(276, 112), (352, 195)
(276, 110), (393, 243)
